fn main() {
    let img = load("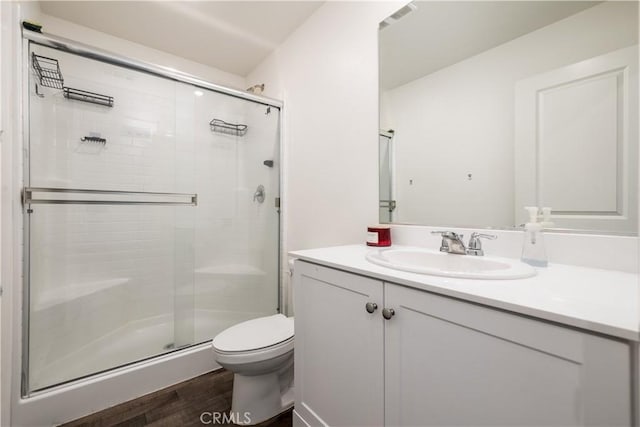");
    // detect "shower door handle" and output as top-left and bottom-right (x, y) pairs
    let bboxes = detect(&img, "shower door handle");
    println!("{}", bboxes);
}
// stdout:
(22, 187), (197, 206)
